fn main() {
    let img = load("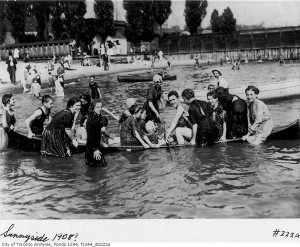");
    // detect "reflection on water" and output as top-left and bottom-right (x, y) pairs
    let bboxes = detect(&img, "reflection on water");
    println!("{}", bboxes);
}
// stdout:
(0, 61), (300, 219)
